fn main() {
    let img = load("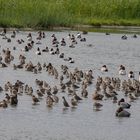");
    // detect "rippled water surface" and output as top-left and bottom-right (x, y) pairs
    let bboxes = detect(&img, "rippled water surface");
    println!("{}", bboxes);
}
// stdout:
(0, 30), (140, 140)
